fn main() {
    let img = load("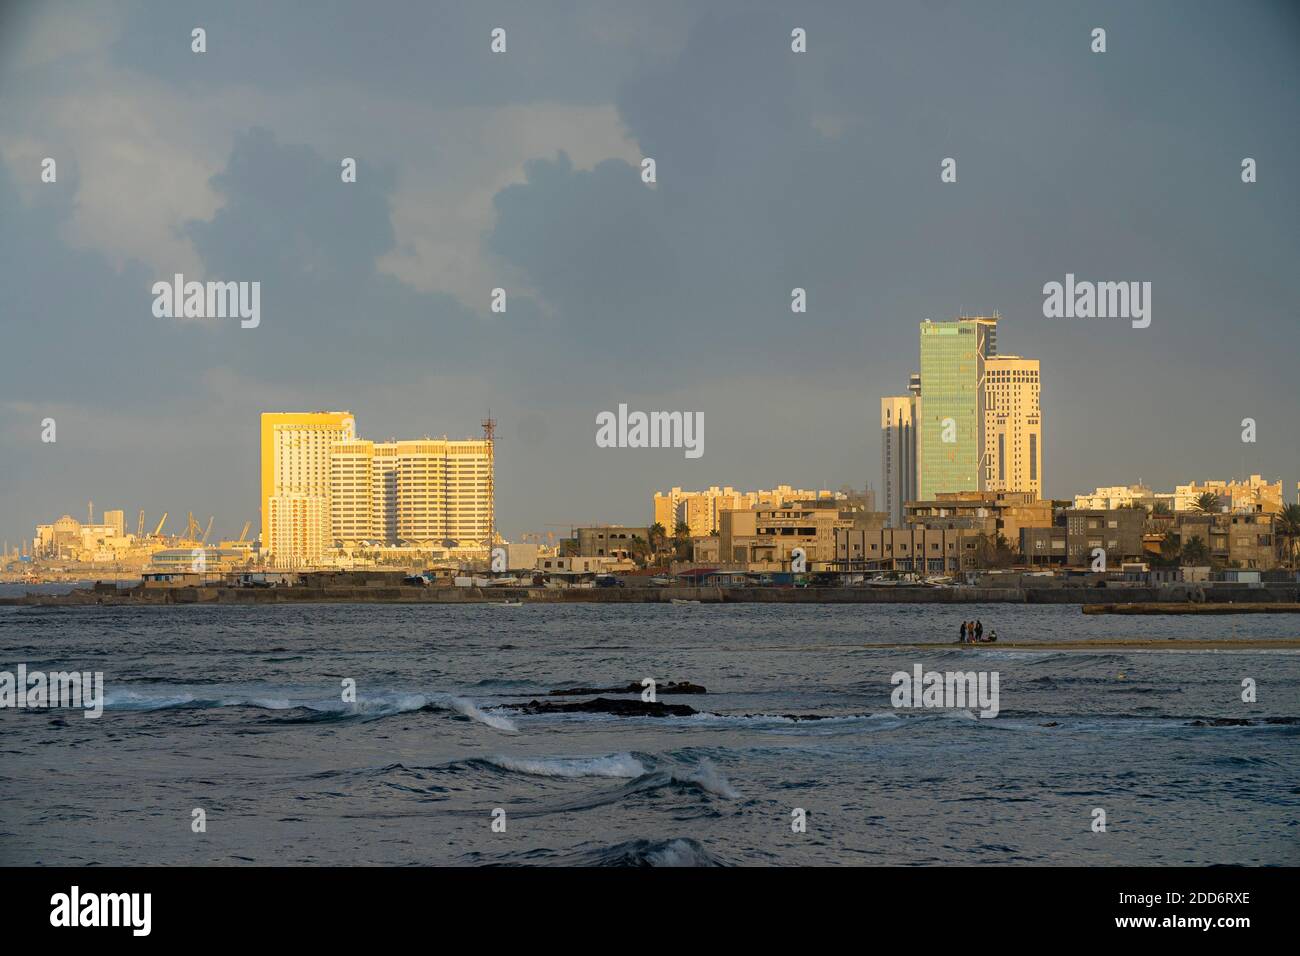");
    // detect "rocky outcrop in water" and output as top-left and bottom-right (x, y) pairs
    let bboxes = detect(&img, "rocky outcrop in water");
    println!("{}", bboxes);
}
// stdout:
(547, 681), (706, 696)
(515, 696), (699, 717)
